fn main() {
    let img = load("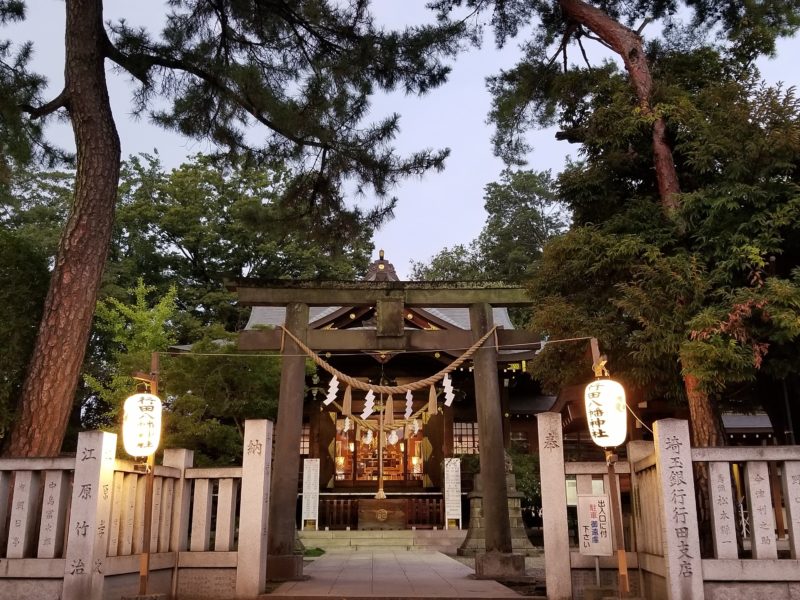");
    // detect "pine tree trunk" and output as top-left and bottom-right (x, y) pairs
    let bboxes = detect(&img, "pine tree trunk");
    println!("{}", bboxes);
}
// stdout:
(559, 0), (681, 212)
(4, 0), (120, 457)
